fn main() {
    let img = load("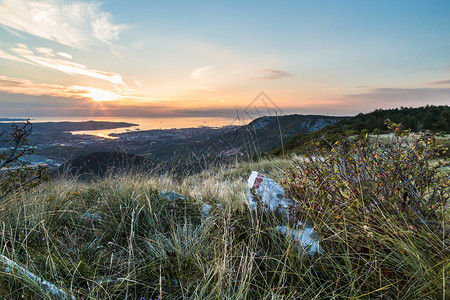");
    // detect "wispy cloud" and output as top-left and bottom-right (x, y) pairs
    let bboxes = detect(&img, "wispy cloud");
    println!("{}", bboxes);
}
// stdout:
(35, 47), (55, 57)
(0, 0), (128, 49)
(0, 75), (130, 103)
(3, 43), (124, 85)
(0, 75), (86, 99)
(134, 79), (144, 88)
(252, 69), (292, 80)
(0, 48), (28, 63)
(429, 79), (450, 85)
(56, 52), (72, 60)
(191, 66), (213, 79)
